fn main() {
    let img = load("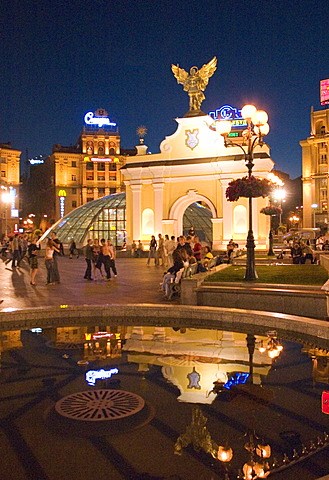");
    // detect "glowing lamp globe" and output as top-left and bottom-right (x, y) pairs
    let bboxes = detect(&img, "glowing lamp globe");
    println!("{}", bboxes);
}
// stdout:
(217, 445), (233, 462)
(268, 348), (280, 359)
(255, 123), (270, 136)
(216, 120), (232, 136)
(242, 462), (253, 480)
(241, 104), (257, 120)
(252, 110), (268, 127)
(2, 193), (11, 203)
